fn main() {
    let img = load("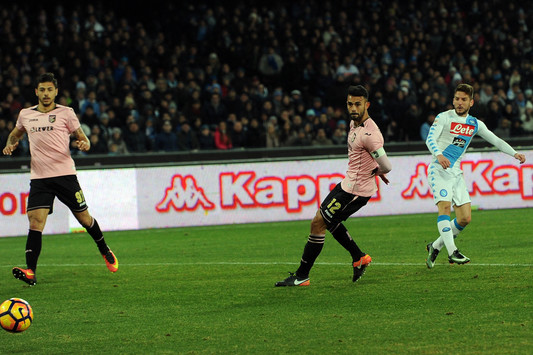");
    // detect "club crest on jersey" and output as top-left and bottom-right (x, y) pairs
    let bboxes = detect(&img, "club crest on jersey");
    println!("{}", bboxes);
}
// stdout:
(49, 115), (56, 123)
(450, 122), (474, 136)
